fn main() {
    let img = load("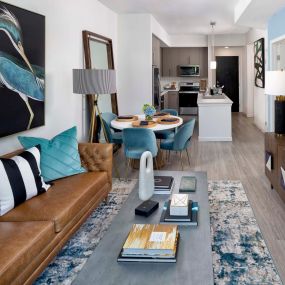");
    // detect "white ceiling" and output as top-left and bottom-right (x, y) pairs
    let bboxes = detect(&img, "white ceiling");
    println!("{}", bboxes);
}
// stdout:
(99, 0), (249, 34)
